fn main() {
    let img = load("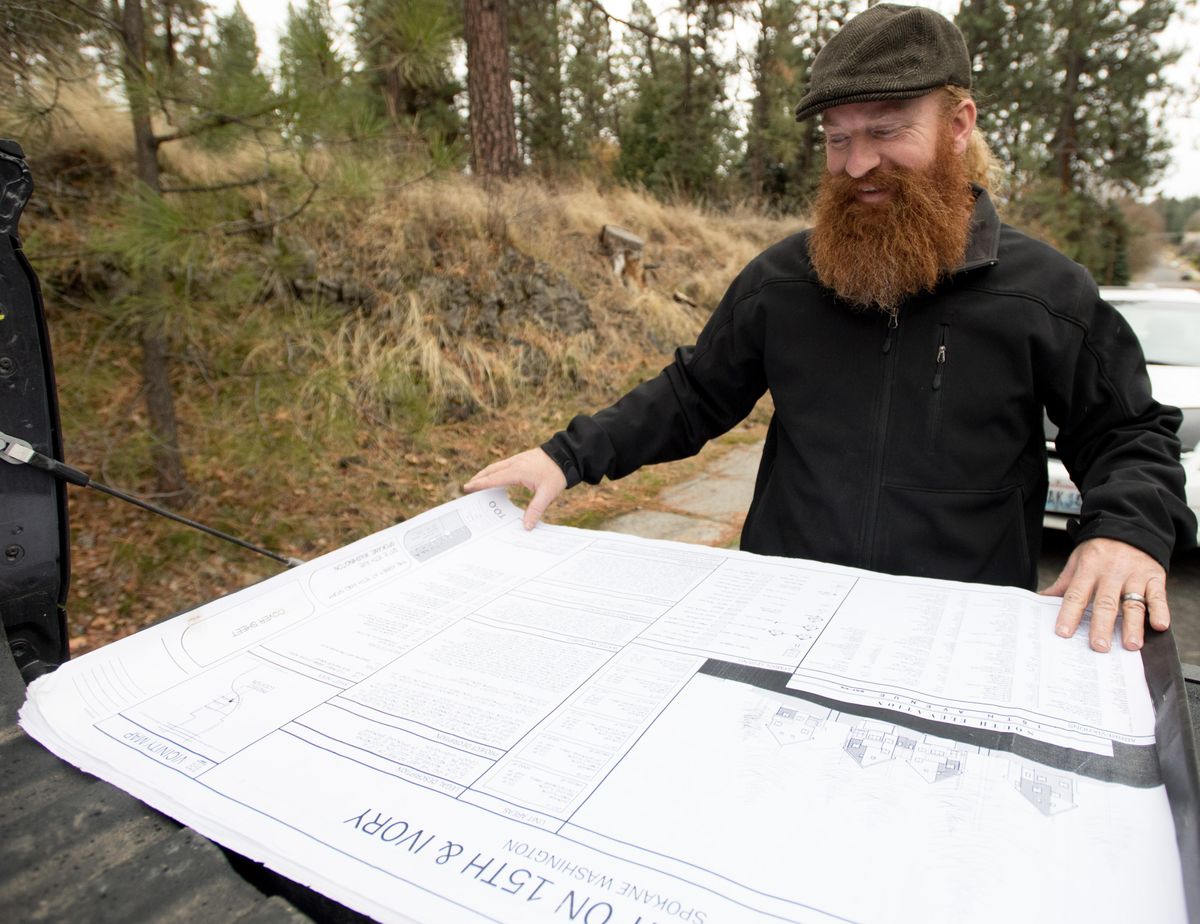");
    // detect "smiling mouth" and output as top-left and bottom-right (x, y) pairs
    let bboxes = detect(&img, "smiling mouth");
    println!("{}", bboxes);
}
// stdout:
(856, 185), (891, 201)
